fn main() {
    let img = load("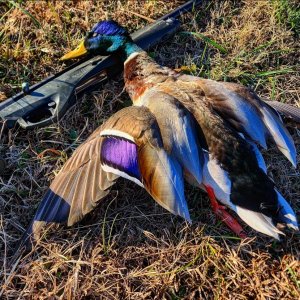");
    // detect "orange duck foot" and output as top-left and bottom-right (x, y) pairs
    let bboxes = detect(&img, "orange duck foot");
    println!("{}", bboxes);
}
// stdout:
(205, 186), (247, 238)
